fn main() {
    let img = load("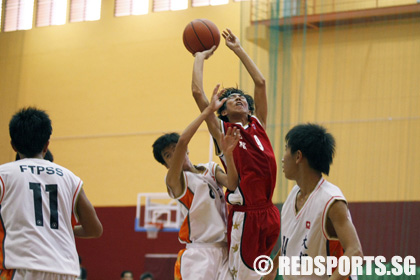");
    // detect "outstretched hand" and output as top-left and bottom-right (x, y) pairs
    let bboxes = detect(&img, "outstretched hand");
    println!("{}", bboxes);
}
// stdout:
(220, 126), (240, 156)
(208, 84), (227, 113)
(194, 45), (217, 59)
(222, 28), (240, 50)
